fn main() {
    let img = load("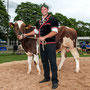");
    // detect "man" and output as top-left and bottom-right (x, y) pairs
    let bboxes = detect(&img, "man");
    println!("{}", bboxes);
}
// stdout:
(18, 3), (59, 89)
